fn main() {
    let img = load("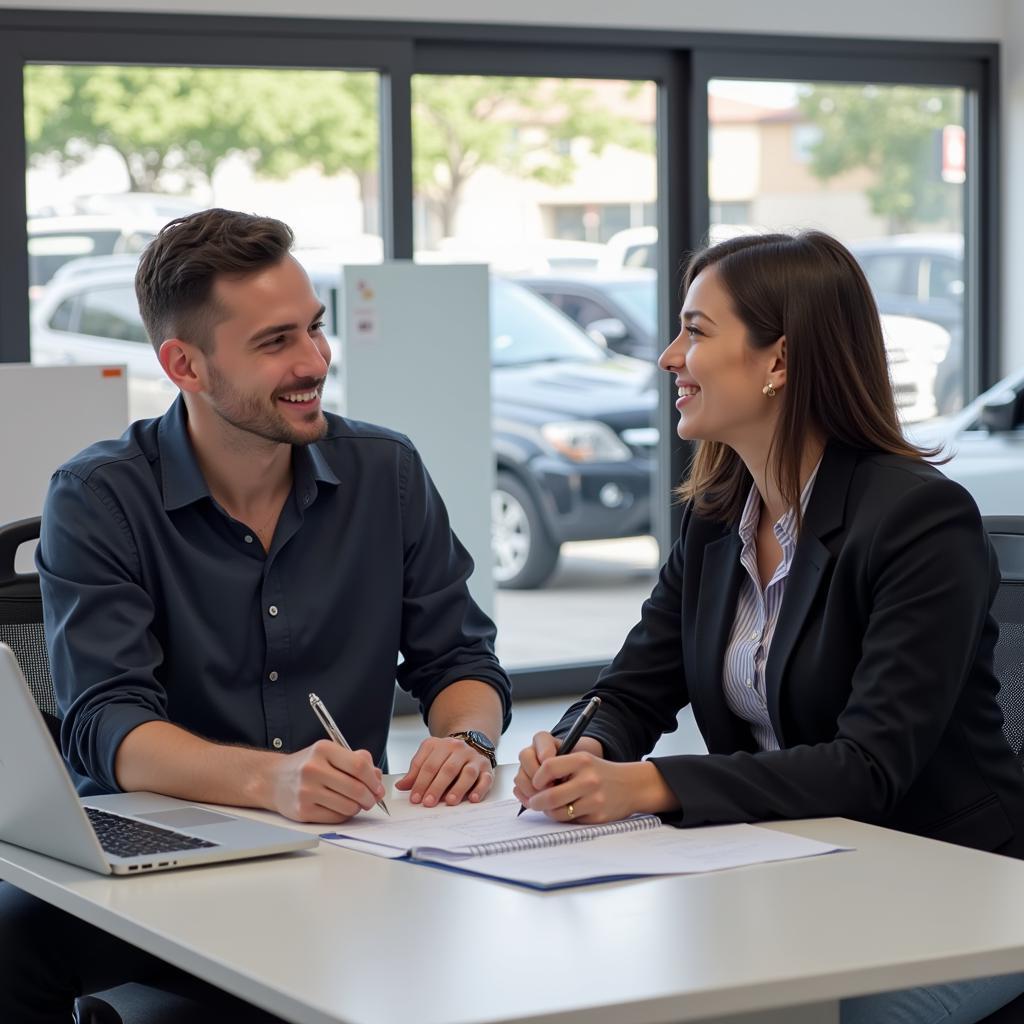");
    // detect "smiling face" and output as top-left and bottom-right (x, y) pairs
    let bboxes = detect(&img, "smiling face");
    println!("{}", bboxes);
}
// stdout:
(189, 255), (331, 447)
(658, 265), (785, 448)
